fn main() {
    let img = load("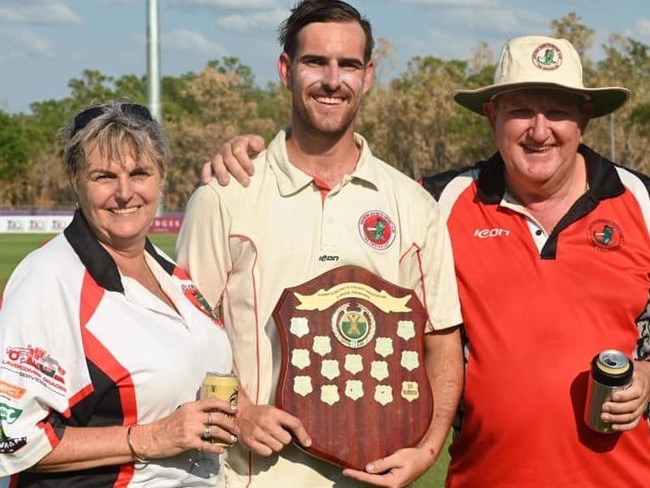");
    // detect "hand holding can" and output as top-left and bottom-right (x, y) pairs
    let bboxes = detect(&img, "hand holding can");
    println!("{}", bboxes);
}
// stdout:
(201, 372), (239, 445)
(584, 349), (634, 433)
